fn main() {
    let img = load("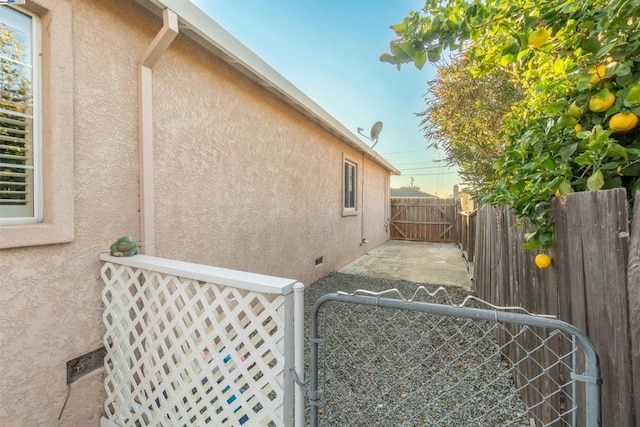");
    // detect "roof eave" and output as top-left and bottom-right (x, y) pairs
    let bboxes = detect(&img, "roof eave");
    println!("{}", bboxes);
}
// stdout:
(133, 0), (400, 175)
